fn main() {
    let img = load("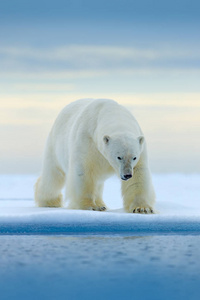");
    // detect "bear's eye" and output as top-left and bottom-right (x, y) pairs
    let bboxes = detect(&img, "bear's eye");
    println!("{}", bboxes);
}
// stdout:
(133, 157), (137, 161)
(117, 156), (122, 160)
